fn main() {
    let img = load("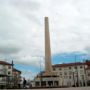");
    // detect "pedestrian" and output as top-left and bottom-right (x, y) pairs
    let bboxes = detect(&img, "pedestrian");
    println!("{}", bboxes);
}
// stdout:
(23, 78), (27, 88)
